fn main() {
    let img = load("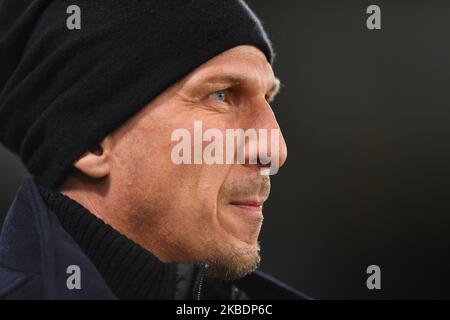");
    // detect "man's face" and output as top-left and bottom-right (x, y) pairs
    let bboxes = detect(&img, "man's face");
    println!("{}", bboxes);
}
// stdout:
(108, 45), (287, 280)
